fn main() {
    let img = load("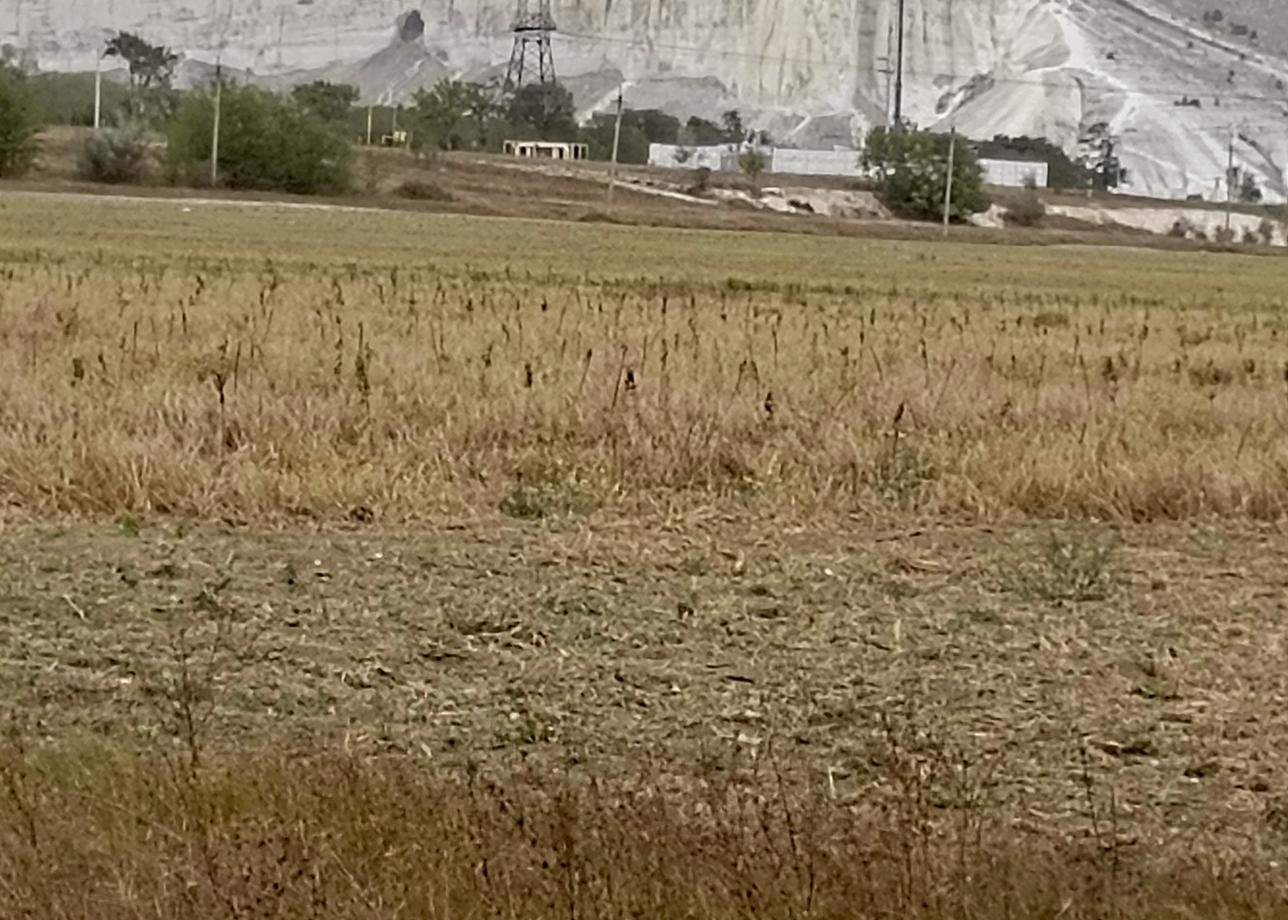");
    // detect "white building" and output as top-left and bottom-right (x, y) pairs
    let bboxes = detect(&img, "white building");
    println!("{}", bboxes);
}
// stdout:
(647, 143), (741, 172)
(770, 148), (863, 178)
(979, 158), (1049, 188)
(649, 142), (1051, 188)
(504, 140), (589, 161)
